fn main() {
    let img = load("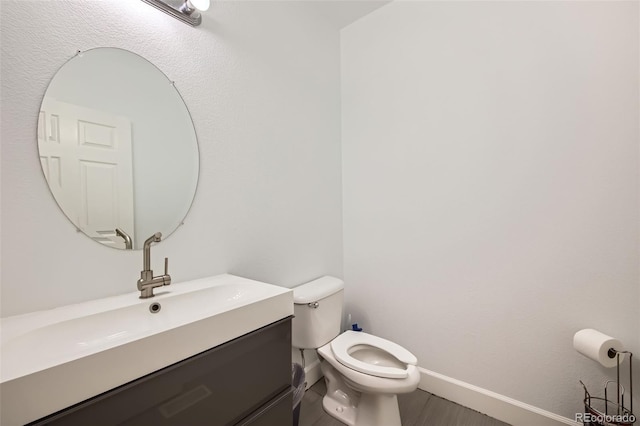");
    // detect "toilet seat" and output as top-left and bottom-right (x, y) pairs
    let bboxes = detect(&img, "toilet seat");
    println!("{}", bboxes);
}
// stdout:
(330, 331), (417, 379)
